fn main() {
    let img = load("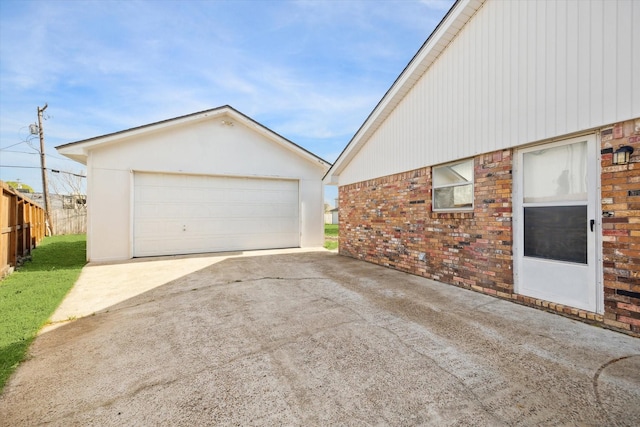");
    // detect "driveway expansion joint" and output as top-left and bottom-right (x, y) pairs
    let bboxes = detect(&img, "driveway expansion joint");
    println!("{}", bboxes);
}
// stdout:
(4, 252), (639, 426)
(593, 354), (640, 426)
